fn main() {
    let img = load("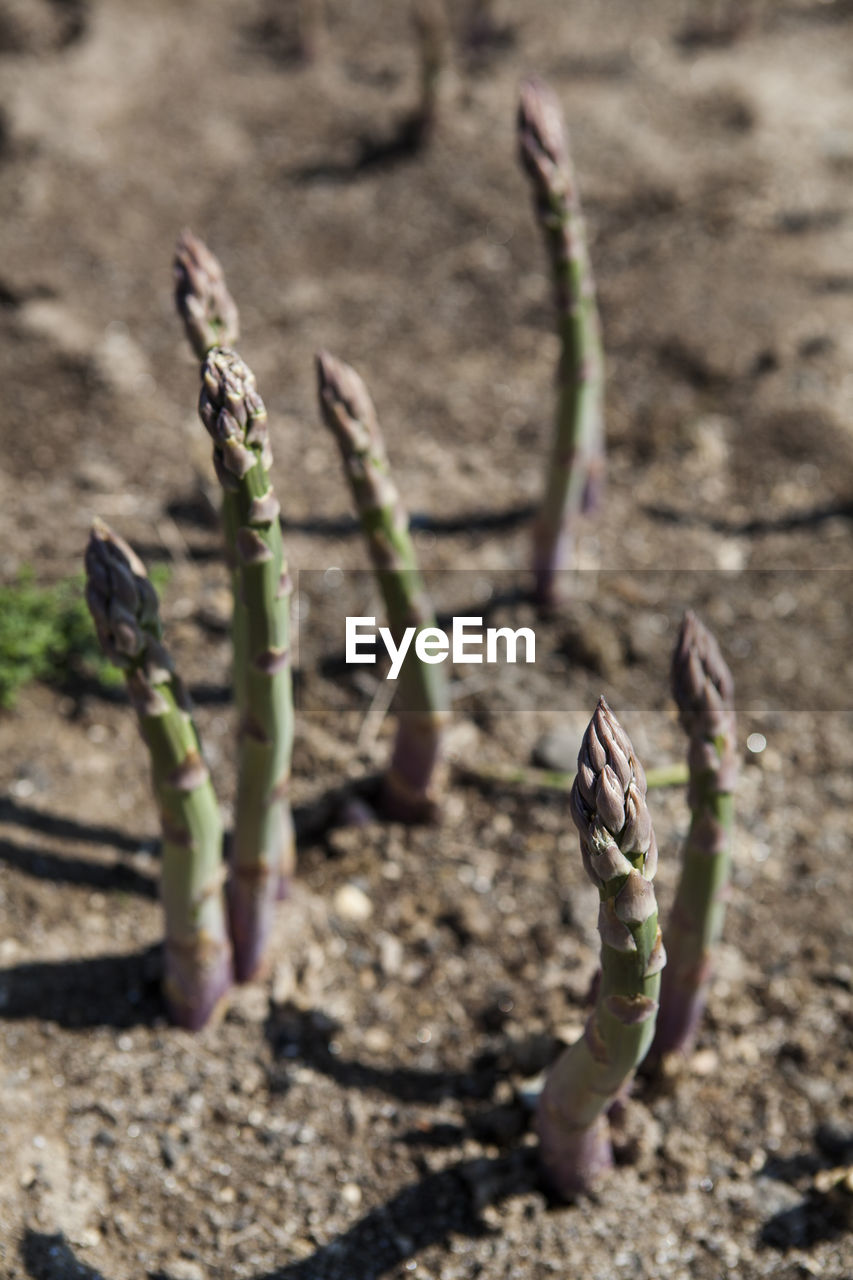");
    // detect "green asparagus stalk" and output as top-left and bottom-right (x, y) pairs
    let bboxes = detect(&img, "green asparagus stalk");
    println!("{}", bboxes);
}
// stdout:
(316, 351), (450, 822)
(198, 347), (295, 980)
(536, 698), (664, 1198)
(173, 231), (248, 721)
(652, 611), (737, 1060)
(174, 230), (240, 363)
(84, 519), (232, 1029)
(518, 76), (605, 608)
